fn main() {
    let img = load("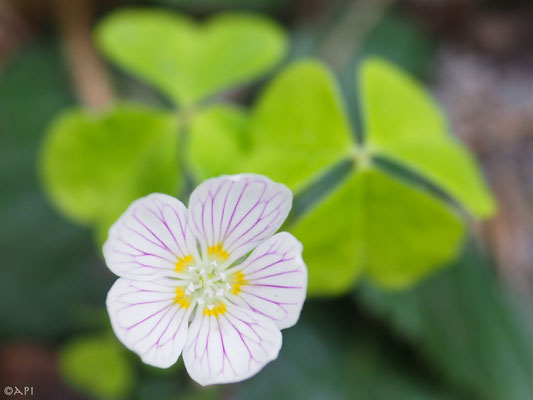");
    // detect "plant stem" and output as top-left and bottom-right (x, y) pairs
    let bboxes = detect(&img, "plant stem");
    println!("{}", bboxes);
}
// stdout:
(177, 108), (196, 200)
(52, 0), (114, 108)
